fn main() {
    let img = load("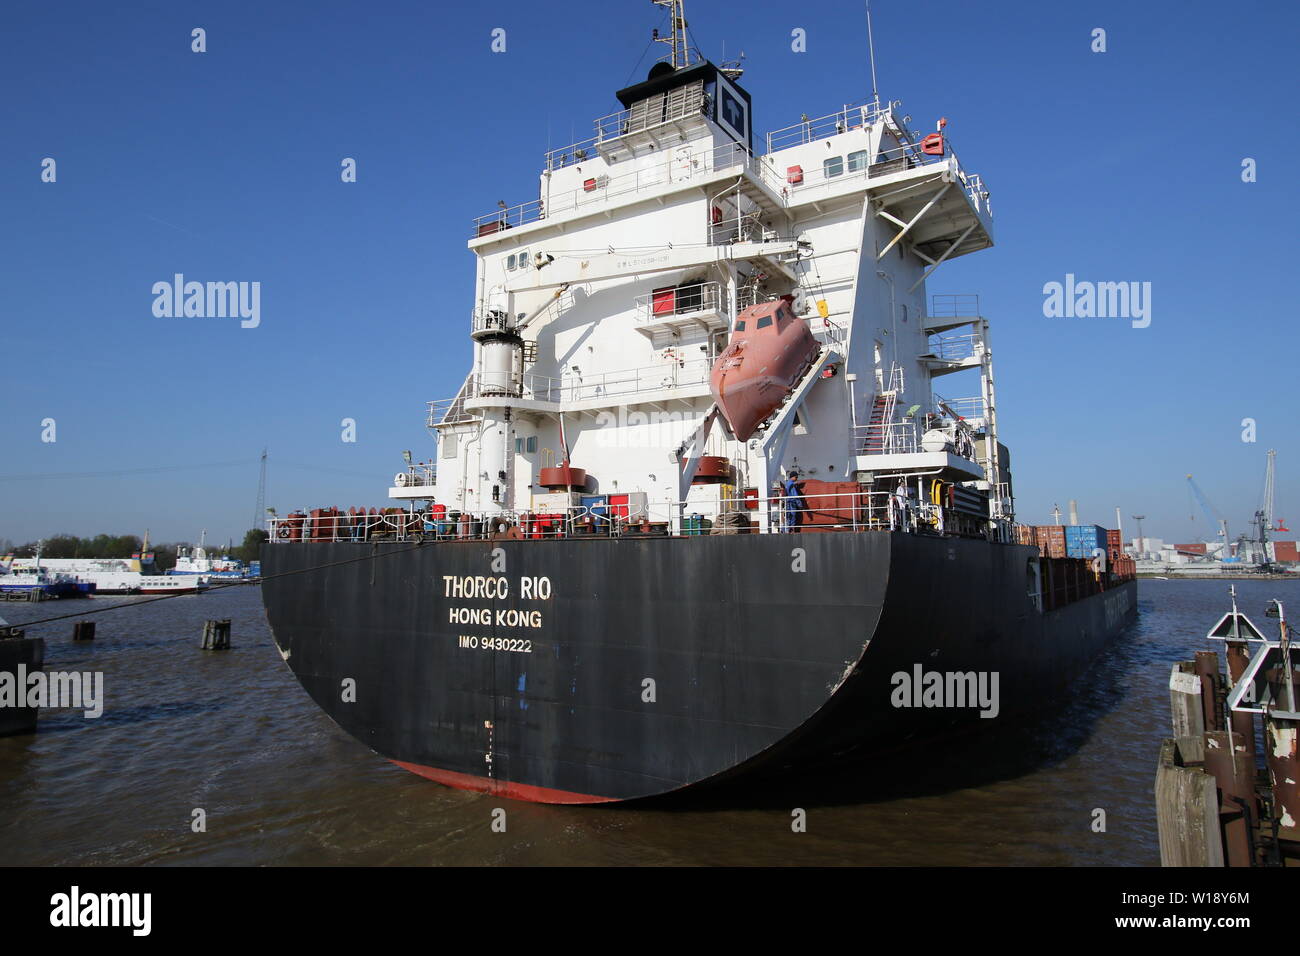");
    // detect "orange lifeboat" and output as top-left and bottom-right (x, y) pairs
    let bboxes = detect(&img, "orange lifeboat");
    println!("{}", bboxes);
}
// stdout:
(710, 300), (820, 441)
